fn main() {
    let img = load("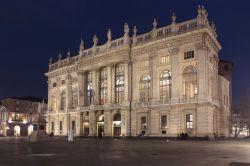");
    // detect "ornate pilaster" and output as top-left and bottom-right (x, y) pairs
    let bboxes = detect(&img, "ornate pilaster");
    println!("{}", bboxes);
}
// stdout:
(104, 110), (112, 136)
(195, 42), (209, 101)
(169, 47), (179, 103)
(124, 63), (129, 104)
(88, 111), (96, 137)
(77, 71), (85, 107)
(66, 74), (72, 109)
(107, 65), (112, 104)
(149, 48), (158, 103)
